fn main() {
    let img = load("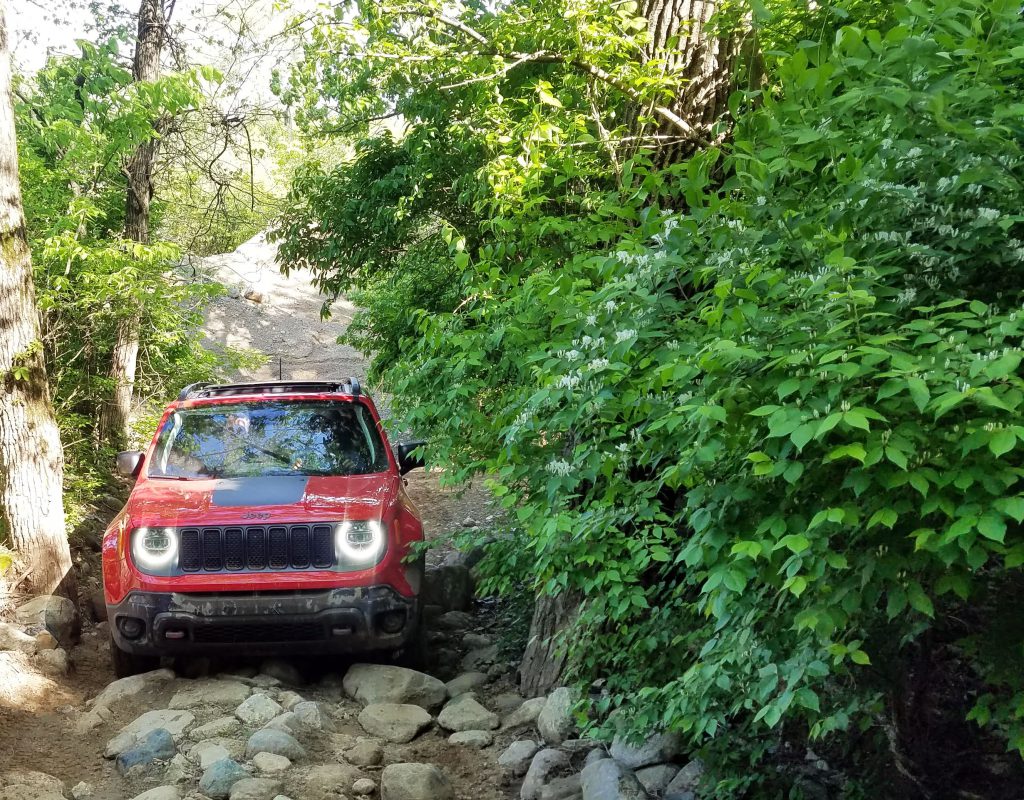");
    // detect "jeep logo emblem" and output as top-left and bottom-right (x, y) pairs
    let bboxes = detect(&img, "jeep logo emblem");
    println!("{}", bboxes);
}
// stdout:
(242, 511), (271, 520)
